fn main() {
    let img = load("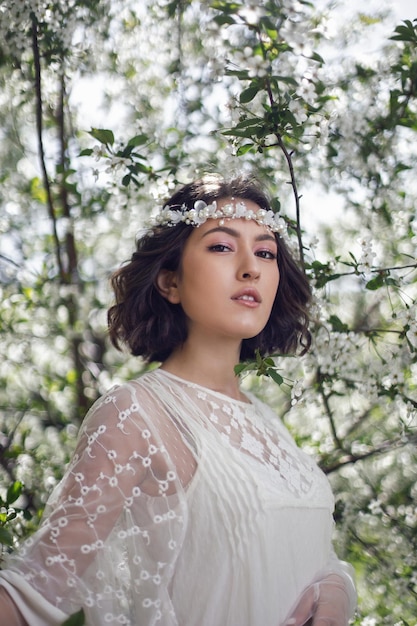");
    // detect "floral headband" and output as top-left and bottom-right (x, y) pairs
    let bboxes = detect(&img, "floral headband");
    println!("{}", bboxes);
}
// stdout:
(147, 199), (286, 234)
